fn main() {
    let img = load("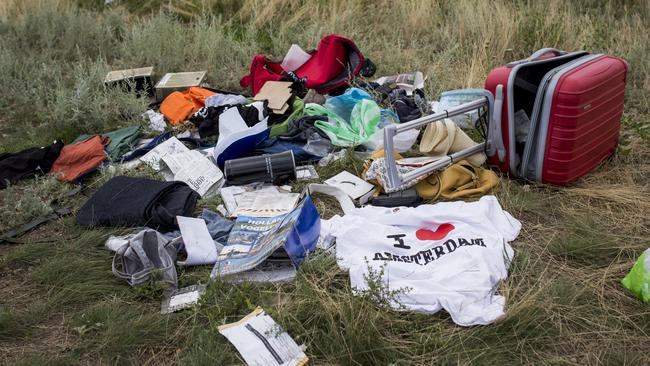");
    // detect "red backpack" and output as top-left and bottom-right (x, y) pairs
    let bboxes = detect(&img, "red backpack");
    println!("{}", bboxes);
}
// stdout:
(240, 34), (375, 95)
